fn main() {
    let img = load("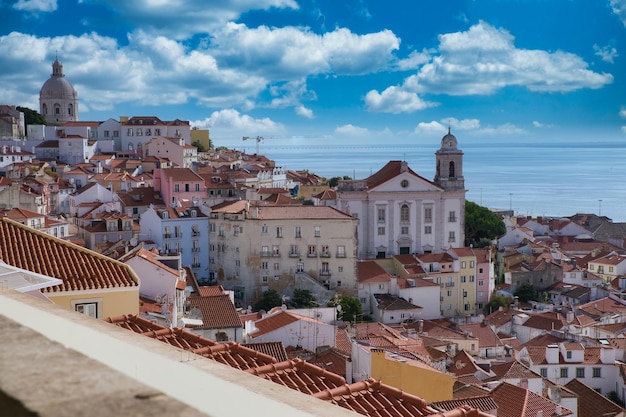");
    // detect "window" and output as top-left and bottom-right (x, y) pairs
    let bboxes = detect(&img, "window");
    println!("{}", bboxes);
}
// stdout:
(209, 223), (216, 233)
(424, 207), (432, 223)
(174, 184), (180, 192)
(104, 130), (110, 137)
(461, 261), (466, 268)
(576, 368), (585, 378)
(321, 245), (330, 257)
(276, 227), (283, 238)
(337, 245), (346, 258)
(400, 179), (409, 188)
(314, 225), (321, 237)
(609, 266), (614, 273)
(261, 262), (268, 270)
(447, 304), (452, 310)
(113, 130), (119, 137)
(378, 226), (385, 235)
(470, 261), (475, 268)
(262, 224), (268, 234)
(261, 276), (268, 283)
(338, 266), (343, 272)
(290, 245), (299, 257)
(461, 276), (466, 283)
(295, 226), (302, 238)
(377, 208), (385, 222)
(308, 245), (316, 256)
(447, 290), (452, 297)
(136, 128), (142, 136)
(272, 245), (280, 256)
(145, 128), (151, 136)
(128, 128), (133, 136)
(478, 280), (484, 286)
(261, 246), (270, 257)
(155, 128), (161, 135)
(448, 231), (456, 243)
(448, 211), (457, 222)
(540, 368), (547, 377)
(478, 291), (484, 298)
(464, 303), (470, 311)
(425, 225), (431, 234)
(479, 267), (484, 273)
(273, 263), (279, 271)
(469, 275), (475, 282)
(74, 302), (98, 318)
(400, 204), (409, 222)
(593, 367), (601, 378)
(560, 368), (568, 378)
(195, 183), (200, 192)
(321, 262), (330, 274)
(401, 226), (409, 235)
(566, 351), (572, 359)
